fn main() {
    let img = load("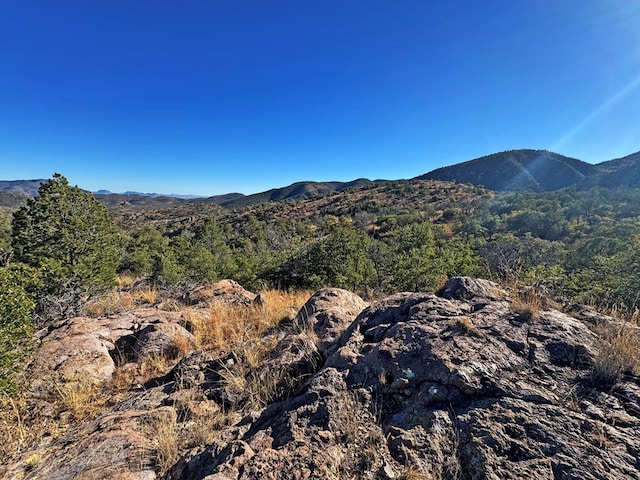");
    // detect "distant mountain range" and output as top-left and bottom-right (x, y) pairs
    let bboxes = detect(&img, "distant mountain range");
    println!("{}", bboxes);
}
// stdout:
(2, 148), (640, 210)
(94, 190), (203, 199)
